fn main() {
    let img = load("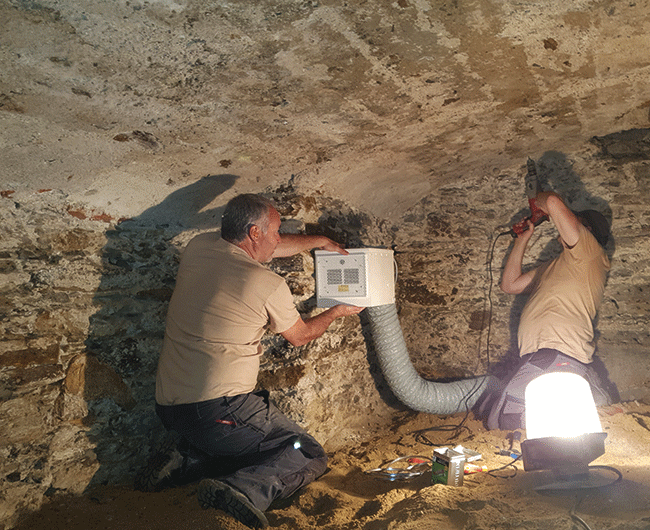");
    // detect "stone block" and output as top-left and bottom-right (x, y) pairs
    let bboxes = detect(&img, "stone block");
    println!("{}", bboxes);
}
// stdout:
(64, 354), (136, 410)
